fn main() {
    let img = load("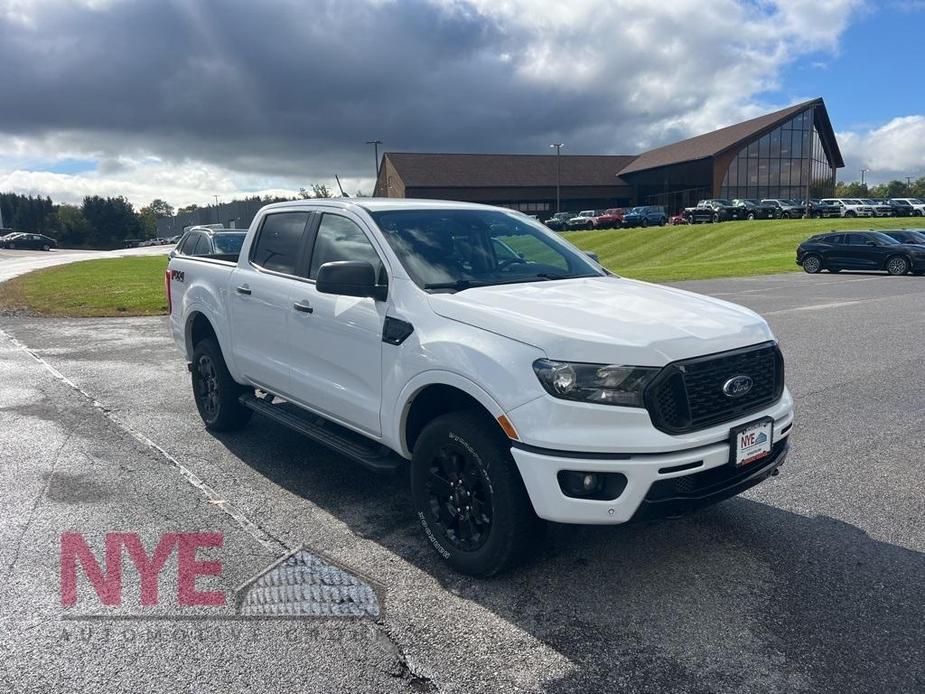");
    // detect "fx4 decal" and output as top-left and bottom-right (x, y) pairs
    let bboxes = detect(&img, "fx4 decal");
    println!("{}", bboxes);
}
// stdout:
(170, 269), (185, 283)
